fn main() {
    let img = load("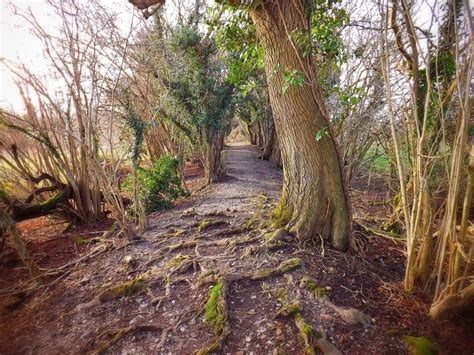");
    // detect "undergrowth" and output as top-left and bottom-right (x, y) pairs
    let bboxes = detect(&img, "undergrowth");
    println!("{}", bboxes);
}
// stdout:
(123, 155), (188, 213)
